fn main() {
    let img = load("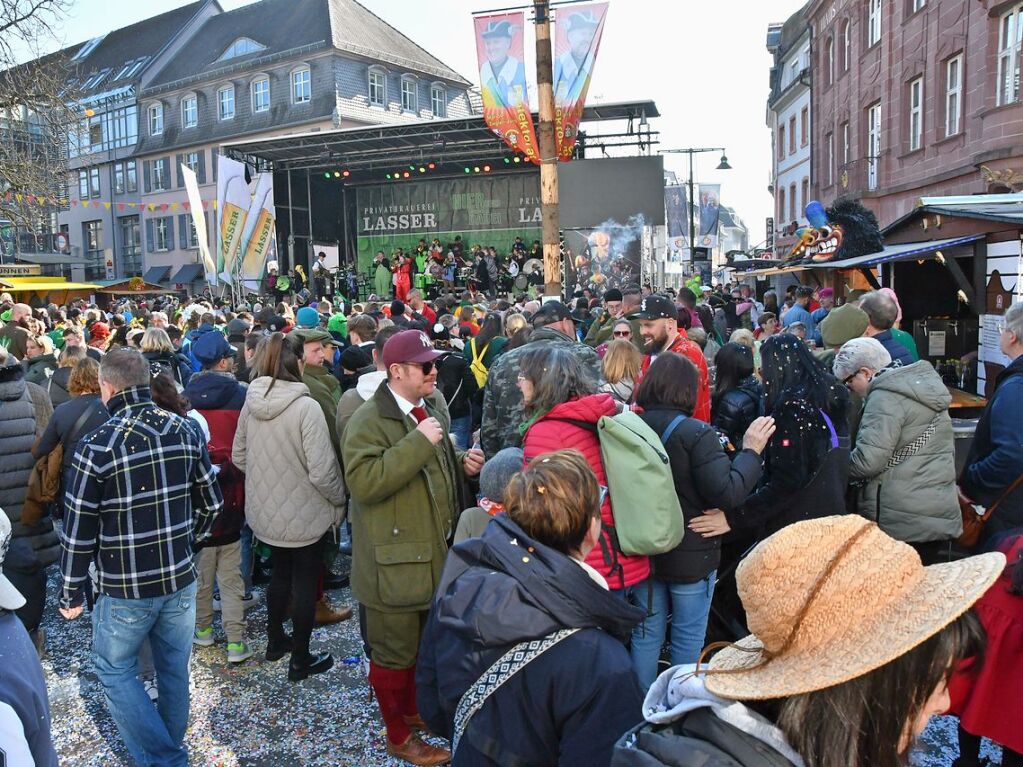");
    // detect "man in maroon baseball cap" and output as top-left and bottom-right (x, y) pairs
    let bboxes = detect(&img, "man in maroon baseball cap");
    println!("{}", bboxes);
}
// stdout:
(342, 327), (484, 765)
